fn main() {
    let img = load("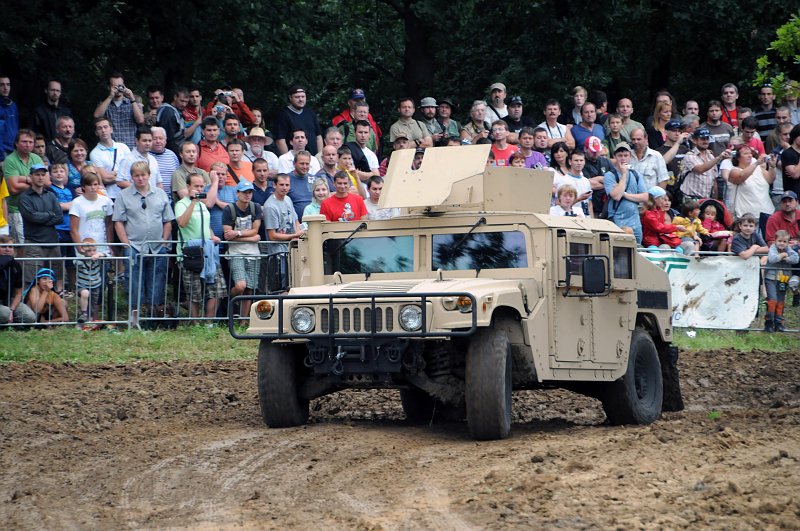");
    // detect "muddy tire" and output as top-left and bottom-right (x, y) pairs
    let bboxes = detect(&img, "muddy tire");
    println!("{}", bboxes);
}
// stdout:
(257, 340), (309, 428)
(601, 330), (663, 425)
(466, 329), (512, 440)
(400, 387), (437, 424)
